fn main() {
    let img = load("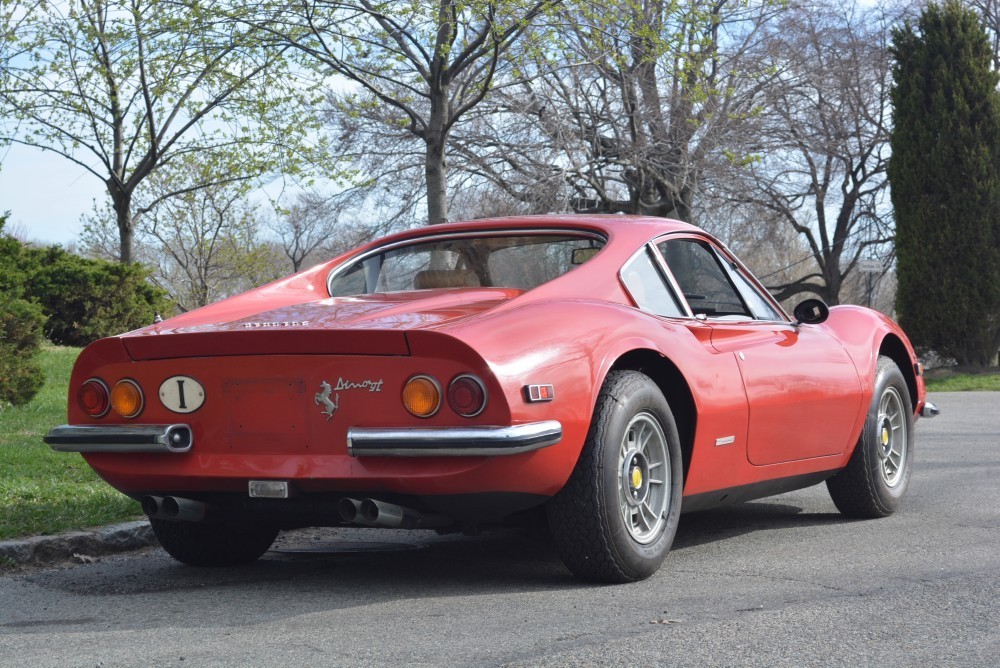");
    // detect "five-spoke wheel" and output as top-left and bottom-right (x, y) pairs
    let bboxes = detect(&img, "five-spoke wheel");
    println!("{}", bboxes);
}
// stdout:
(548, 371), (683, 583)
(827, 355), (914, 517)
(618, 413), (671, 544)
